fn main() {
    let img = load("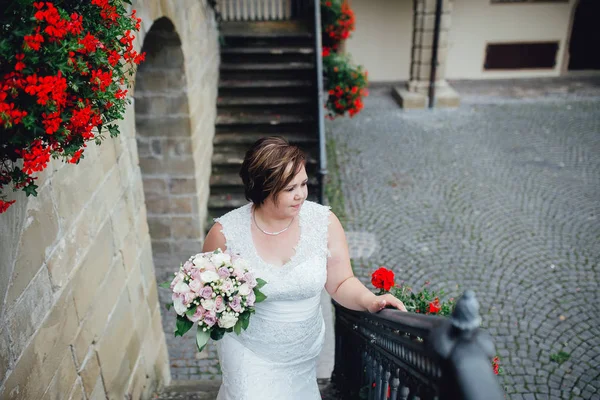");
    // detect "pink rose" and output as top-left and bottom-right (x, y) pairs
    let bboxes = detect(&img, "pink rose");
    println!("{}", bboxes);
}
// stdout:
(183, 260), (193, 272)
(187, 305), (206, 322)
(189, 269), (202, 281)
(203, 311), (217, 327)
(215, 295), (226, 313)
(243, 272), (257, 288)
(170, 272), (184, 289)
(229, 296), (242, 313)
(200, 285), (214, 299)
(218, 266), (230, 278)
(183, 292), (196, 306)
(221, 279), (234, 294)
(189, 279), (203, 293)
(246, 290), (256, 307)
